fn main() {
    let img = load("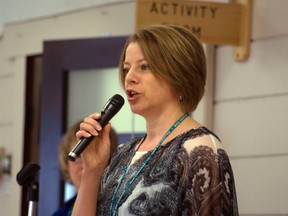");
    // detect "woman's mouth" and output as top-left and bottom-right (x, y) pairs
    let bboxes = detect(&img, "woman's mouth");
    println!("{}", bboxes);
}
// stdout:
(127, 90), (139, 101)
